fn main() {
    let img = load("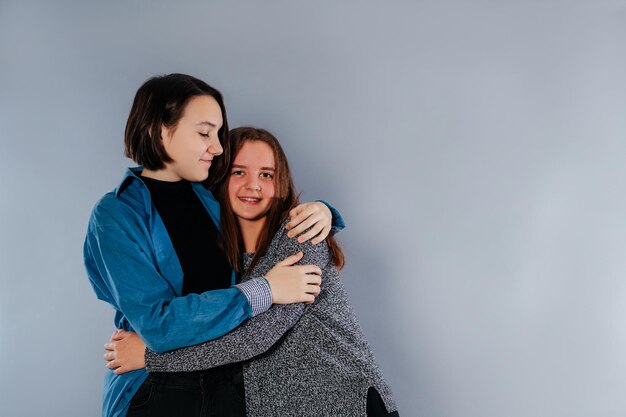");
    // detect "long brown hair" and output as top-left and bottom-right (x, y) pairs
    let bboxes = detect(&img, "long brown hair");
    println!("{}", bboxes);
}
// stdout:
(214, 127), (345, 274)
